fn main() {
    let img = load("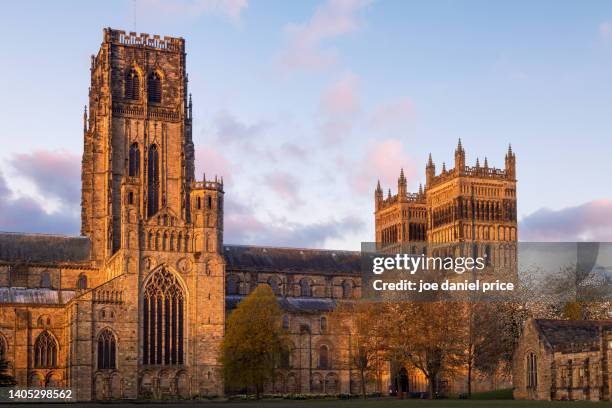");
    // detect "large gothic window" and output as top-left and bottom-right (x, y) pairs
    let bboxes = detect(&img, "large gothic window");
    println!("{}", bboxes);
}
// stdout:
(129, 143), (140, 177)
(142, 268), (184, 365)
(34, 331), (57, 368)
(125, 68), (140, 100)
(147, 72), (162, 103)
(147, 144), (160, 217)
(97, 329), (117, 370)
